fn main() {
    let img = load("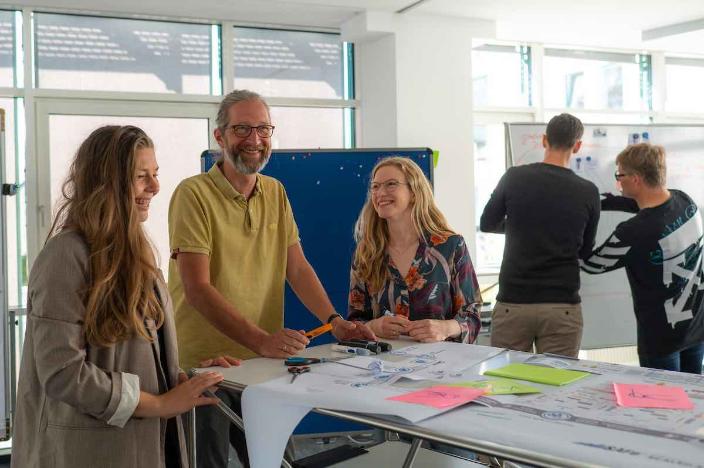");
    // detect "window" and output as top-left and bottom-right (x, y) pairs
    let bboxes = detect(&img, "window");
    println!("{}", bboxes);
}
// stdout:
(665, 57), (704, 113)
(543, 111), (651, 125)
(47, 114), (210, 275)
(233, 27), (349, 99)
(543, 48), (650, 111)
(471, 43), (533, 272)
(269, 107), (353, 149)
(34, 13), (219, 94)
(1, 98), (24, 307)
(0, 10), (18, 87)
(472, 44), (531, 107)
(474, 124), (506, 272)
